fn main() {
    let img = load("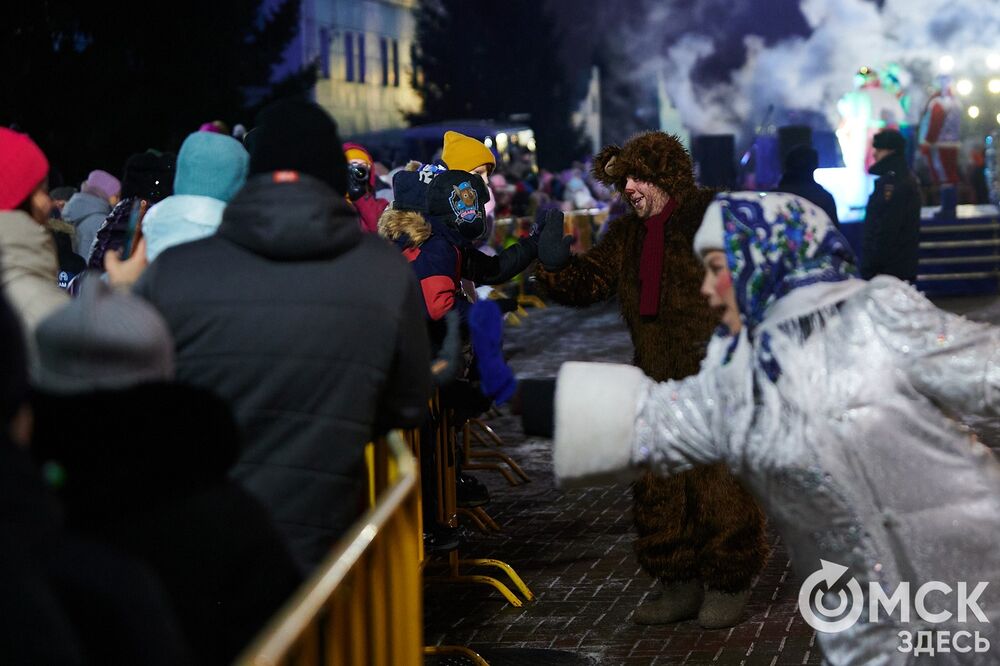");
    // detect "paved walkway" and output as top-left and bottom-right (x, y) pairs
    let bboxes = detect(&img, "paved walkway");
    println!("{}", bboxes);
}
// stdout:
(423, 292), (1000, 665)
